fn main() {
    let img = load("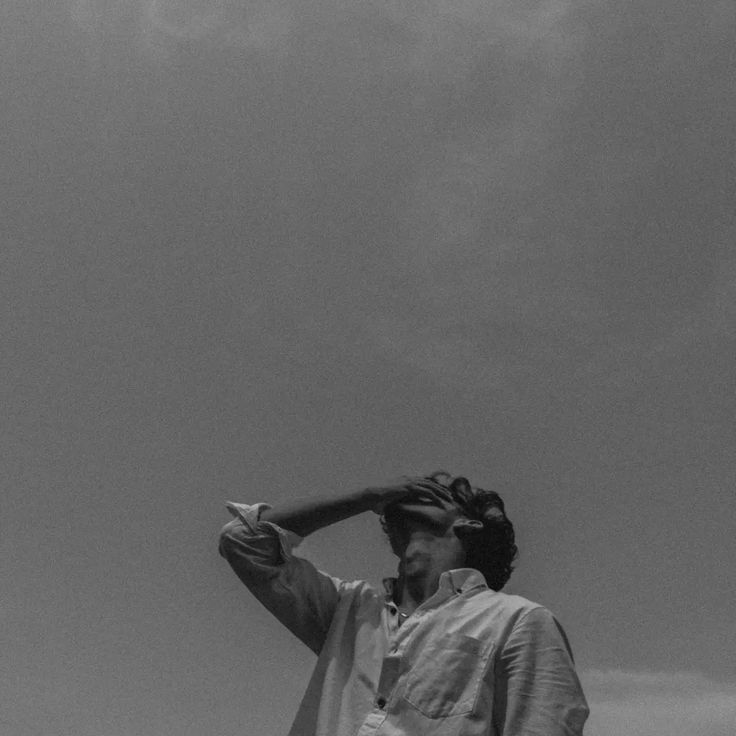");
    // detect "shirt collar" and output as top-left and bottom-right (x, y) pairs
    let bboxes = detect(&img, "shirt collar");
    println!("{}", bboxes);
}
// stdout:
(382, 568), (487, 603)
